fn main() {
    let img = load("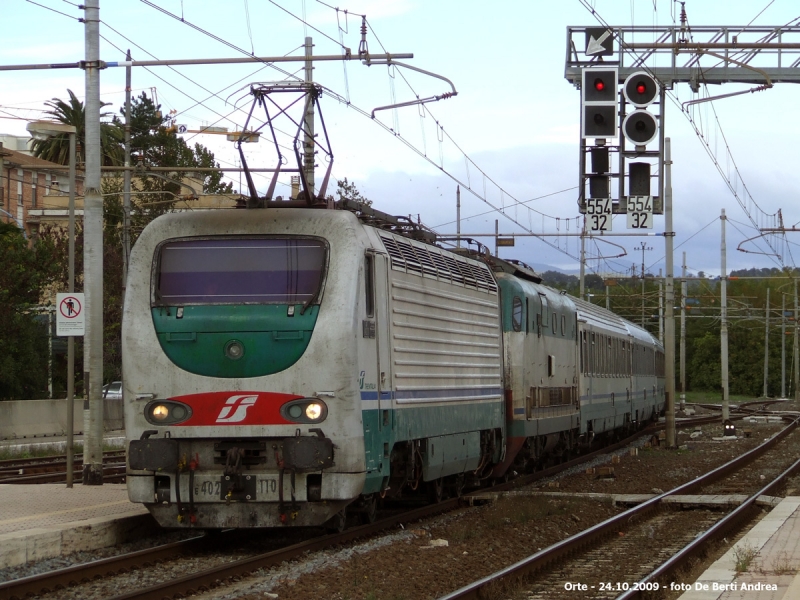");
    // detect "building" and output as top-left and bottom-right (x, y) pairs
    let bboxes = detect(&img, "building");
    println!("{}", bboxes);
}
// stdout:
(0, 137), (85, 239)
(1, 135), (243, 238)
